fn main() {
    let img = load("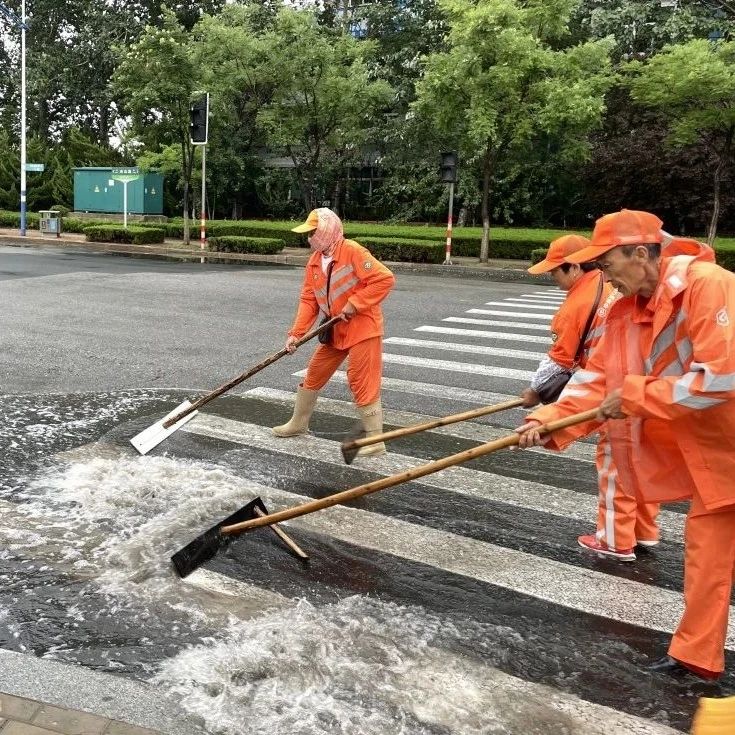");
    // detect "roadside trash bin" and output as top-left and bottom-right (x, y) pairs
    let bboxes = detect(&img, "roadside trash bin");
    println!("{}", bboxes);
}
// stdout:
(39, 210), (62, 239)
